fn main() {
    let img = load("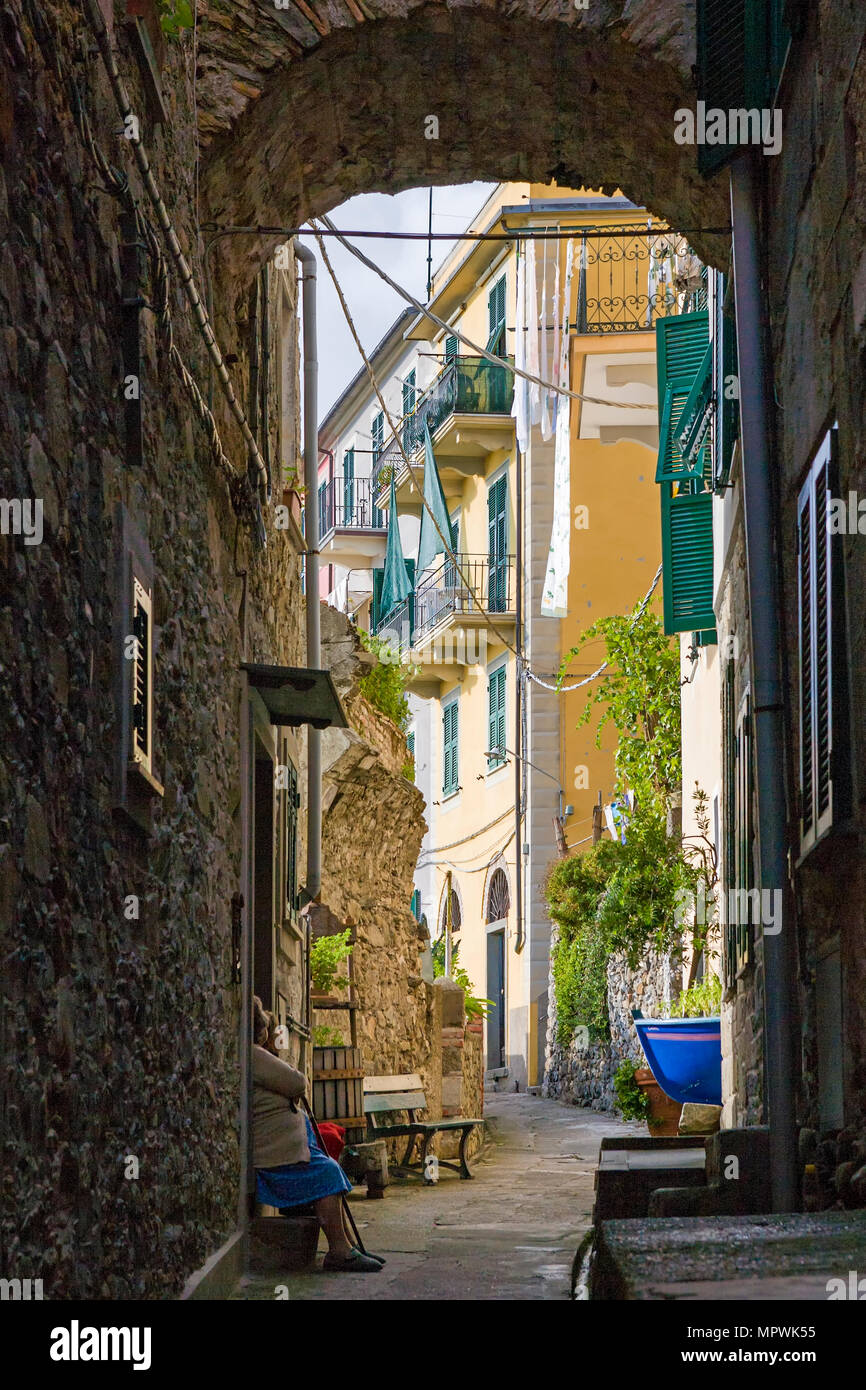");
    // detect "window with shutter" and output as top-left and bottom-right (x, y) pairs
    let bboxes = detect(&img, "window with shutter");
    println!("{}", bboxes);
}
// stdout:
(487, 276), (507, 357)
(722, 665), (755, 985)
(798, 426), (847, 854)
(284, 756), (300, 917)
(343, 447), (355, 526)
(655, 312), (715, 634)
(696, 0), (787, 177)
(487, 474), (508, 611)
(402, 370), (416, 420)
(443, 698), (459, 795)
(445, 334), (458, 362)
(487, 664), (507, 769)
(713, 273), (740, 493)
(371, 411), (384, 463)
(131, 576), (153, 775)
